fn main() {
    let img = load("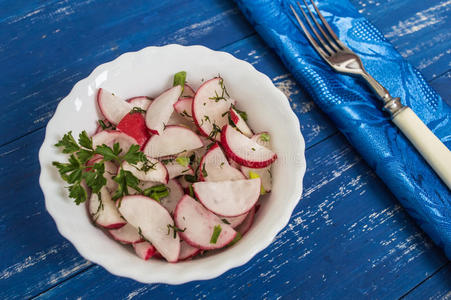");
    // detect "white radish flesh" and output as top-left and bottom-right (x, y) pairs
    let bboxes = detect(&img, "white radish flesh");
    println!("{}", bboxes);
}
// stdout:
(241, 167), (272, 193)
(229, 107), (253, 137)
(109, 223), (143, 244)
(127, 96), (152, 110)
(143, 125), (203, 158)
(133, 241), (157, 260)
(221, 125), (277, 168)
(122, 158), (168, 184)
(89, 187), (125, 229)
(145, 85), (182, 135)
(160, 179), (184, 214)
(97, 88), (133, 124)
(164, 159), (194, 179)
(198, 143), (245, 182)
(182, 84), (195, 97)
(192, 77), (235, 141)
(236, 206), (256, 236)
(220, 212), (249, 228)
(178, 240), (201, 261)
(174, 195), (236, 250)
(193, 178), (261, 217)
(118, 195), (180, 262)
(174, 98), (193, 120)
